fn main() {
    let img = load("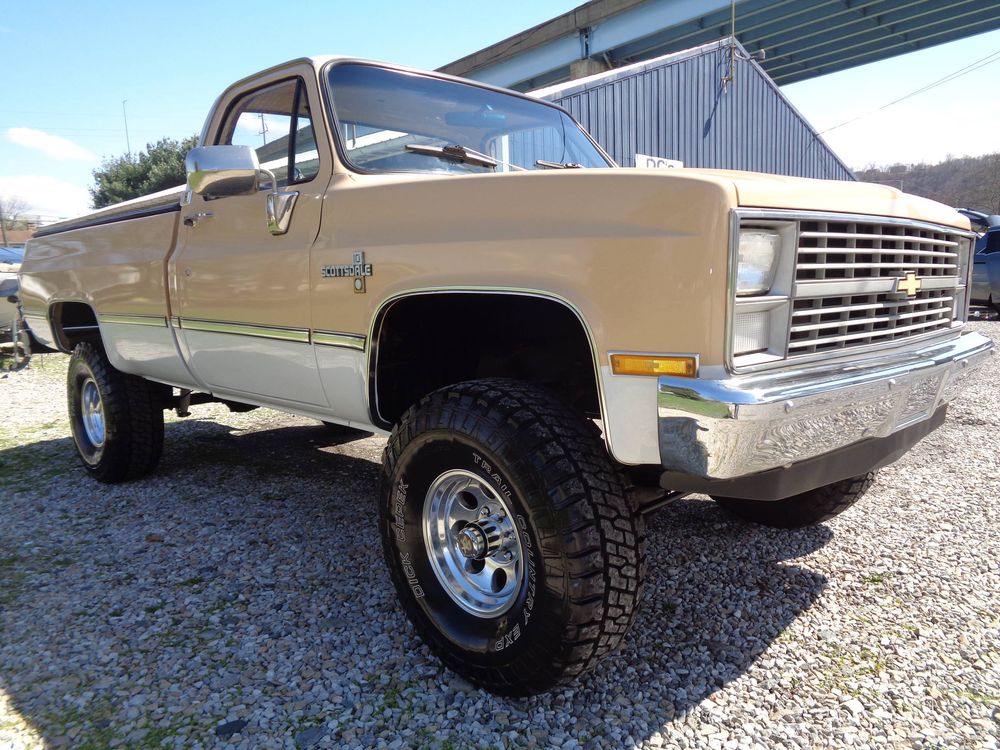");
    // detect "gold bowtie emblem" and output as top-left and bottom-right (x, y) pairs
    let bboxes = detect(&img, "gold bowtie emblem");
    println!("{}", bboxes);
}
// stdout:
(896, 272), (921, 297)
